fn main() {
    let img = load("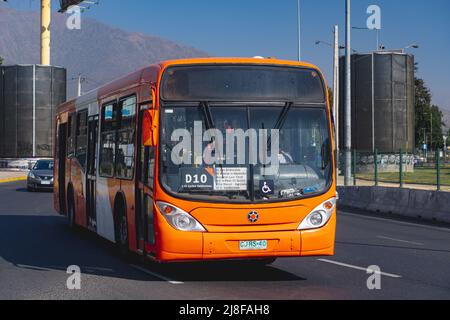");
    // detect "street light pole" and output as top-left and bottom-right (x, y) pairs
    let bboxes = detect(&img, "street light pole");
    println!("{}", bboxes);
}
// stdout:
(315, 40), (356, 54)
(297, 0), (301, 61)
(352, 27), (378, 51)
(333, 25), (340, 180)
(344, 0), (352, 186)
